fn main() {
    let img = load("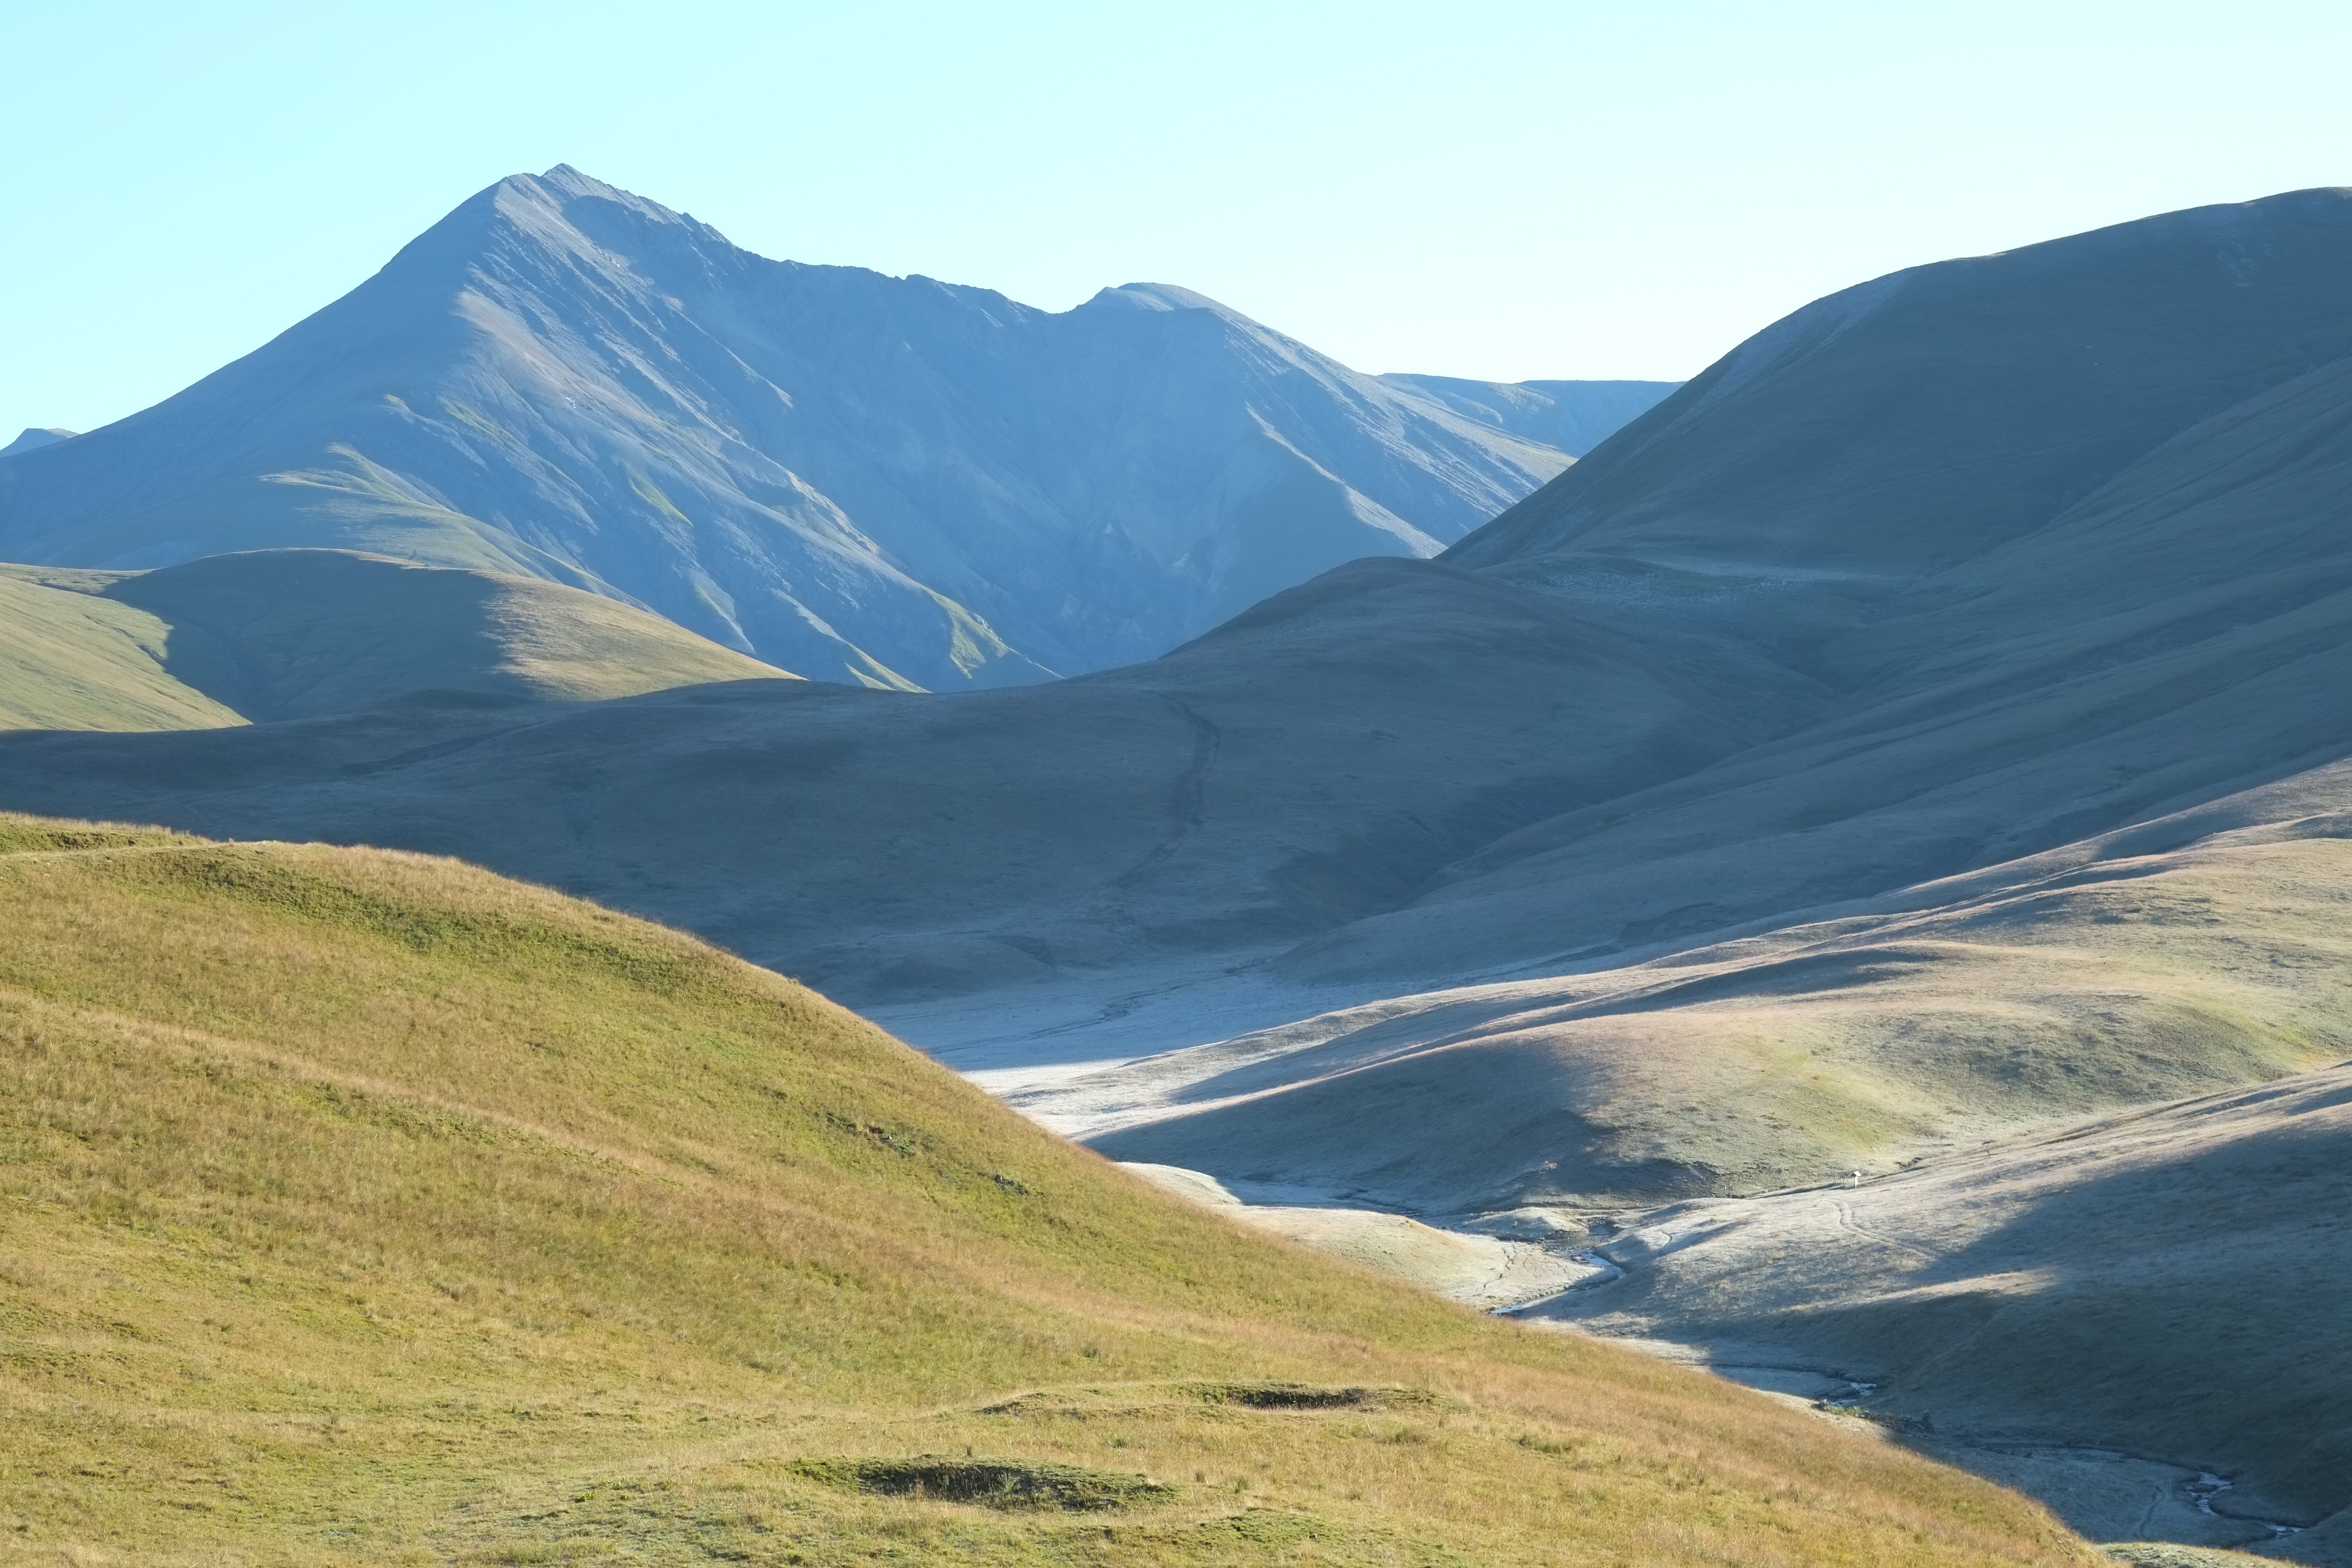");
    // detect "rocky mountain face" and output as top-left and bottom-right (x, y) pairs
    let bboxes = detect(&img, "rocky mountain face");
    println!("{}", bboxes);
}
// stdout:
(0, 168), (1671, 688)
